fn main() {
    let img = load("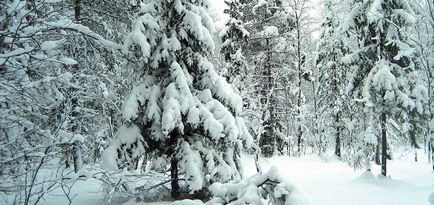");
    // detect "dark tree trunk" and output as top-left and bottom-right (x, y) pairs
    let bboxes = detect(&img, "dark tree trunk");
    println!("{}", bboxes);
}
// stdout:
(259, 20), (275, 157)
(297, 126), (302, 155)
(431, 140), (434, 171)
(65, 157), (70, 168)
(266, 35), (275, 156)
(335, 112), (341, 157)
(296, 16), (303, 156)
(375, 137), (381, 165)
(381, 112), (387, 177)
(409, 111), (420, 156)
(171, 157), (180, 199)
(72, 141), (82, 173)
(75, 0), (81, 21)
